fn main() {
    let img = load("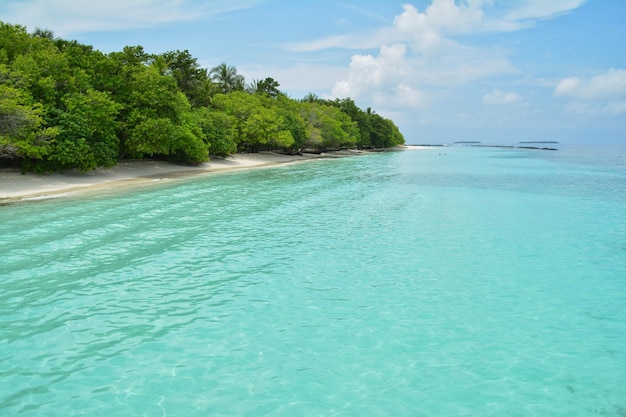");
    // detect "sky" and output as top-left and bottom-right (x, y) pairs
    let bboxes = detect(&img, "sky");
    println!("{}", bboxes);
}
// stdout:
(1, 0), (625, 145)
